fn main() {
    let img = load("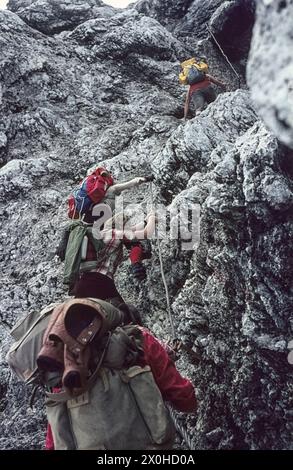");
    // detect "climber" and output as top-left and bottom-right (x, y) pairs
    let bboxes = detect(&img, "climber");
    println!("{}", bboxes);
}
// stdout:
(70, 211), (157, 307)
(58, 169), (154, 294)
(41, 298), (196, 450)
(179, 57), (226, 119)
(184, 72), (226, 119)
(67, 167), (152, 220)
(60, 216), (150, 297)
